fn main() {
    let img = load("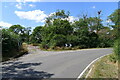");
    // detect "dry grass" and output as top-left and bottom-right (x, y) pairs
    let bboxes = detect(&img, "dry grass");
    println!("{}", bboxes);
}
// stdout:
(87, 54), (118, 78)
